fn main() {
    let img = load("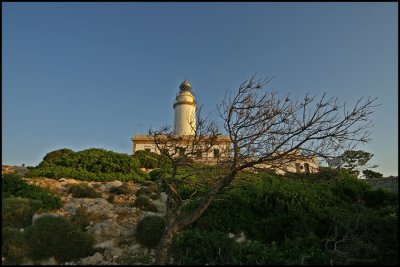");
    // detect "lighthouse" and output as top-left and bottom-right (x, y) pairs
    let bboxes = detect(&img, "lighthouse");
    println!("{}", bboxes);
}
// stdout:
(173, 80), (197, 136)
